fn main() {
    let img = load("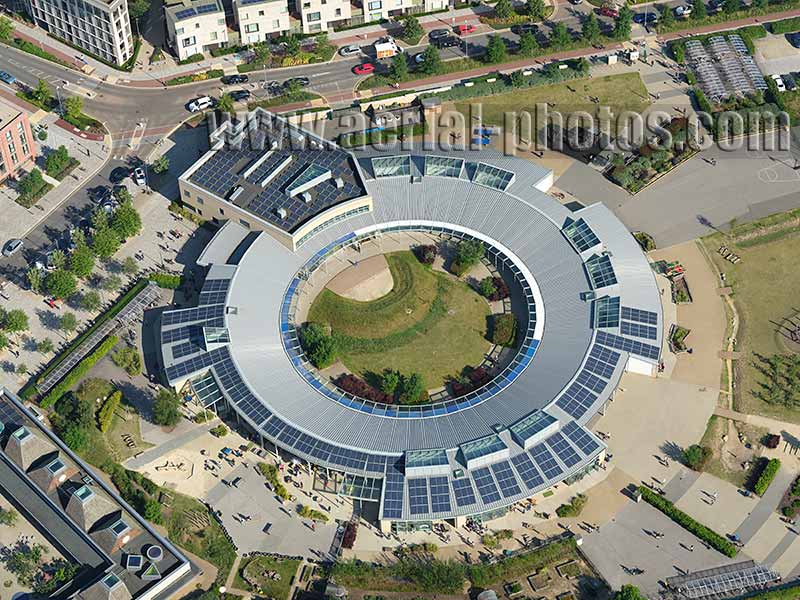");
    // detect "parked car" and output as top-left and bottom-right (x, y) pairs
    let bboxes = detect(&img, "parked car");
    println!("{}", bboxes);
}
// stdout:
(284, 77), (310, 88)
(338, 44), (362, 57)
(2, 239), (22, 257)
(92, 186), (113, 204)
(570, 0), (583, 4)
(0, 71), (16, 85)
(132, 167), (146, 186)
(109, 166), (129, 183)
(633, 11), (658, 24)
(221, 74), (248, 85)
(783, 73), (798, 91)
(455, 23), (476, 35)
(674, 5), (691, 17)
(599, 5), (619, 17)
(434, 36), (460, 48)
(230, 89), (251, 101)
(511, 22), (539, 34)
(414, 52), (426, 64)
(188, 96), (214, 112)
(353, 63), (375, 75)
(788, 32), (800, 48)
(772, 73), (787, 92)
(429, 28), (450, 41)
